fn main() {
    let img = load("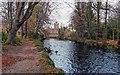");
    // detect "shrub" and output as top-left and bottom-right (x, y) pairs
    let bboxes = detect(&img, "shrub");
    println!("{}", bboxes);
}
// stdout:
(28, 30), (35, 39)
(0, 32), (22, 45)
(39, 34), (45, 42)
(41, 51), (55, 67)
(13, 37), (22, 45)
(33, 39), (43, 47)
(28, 30), (45, 42)
(0, 32), (7, 43)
